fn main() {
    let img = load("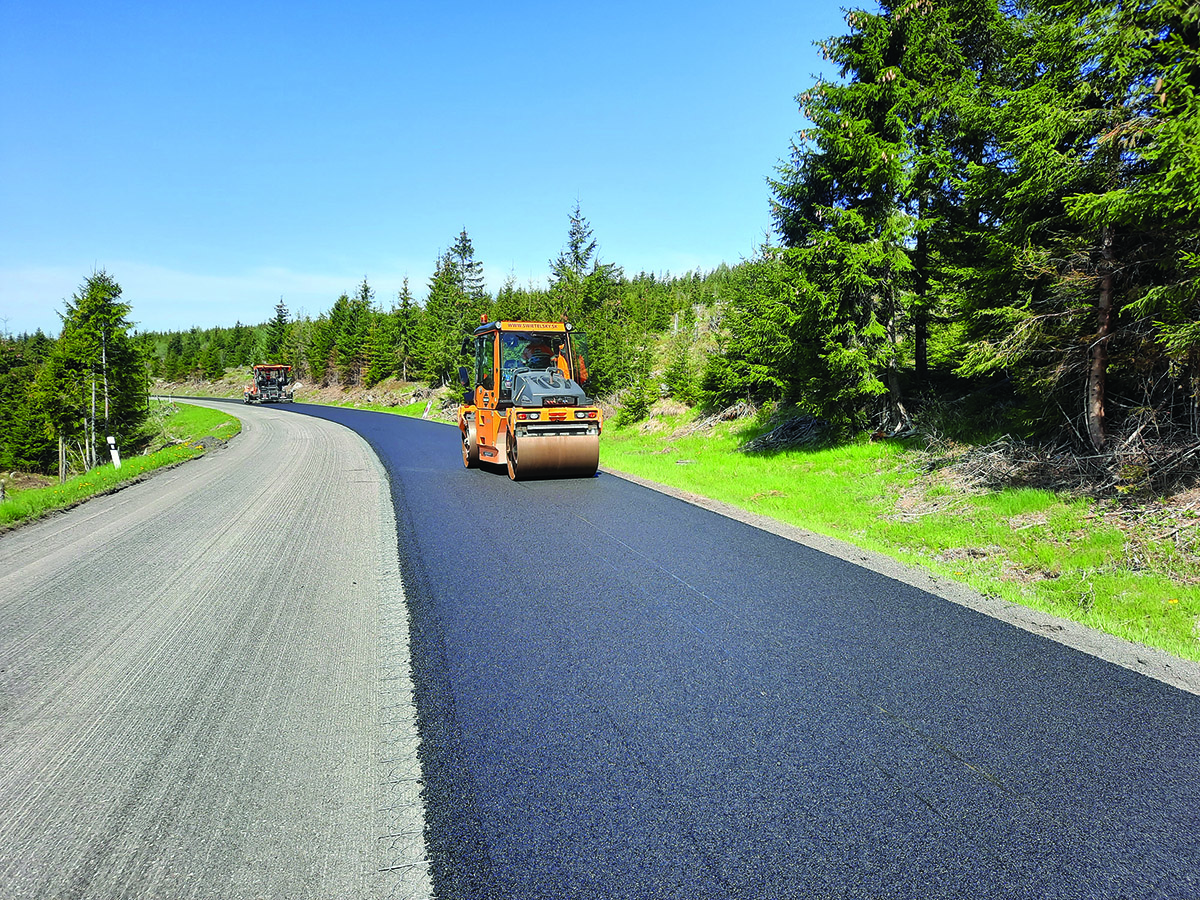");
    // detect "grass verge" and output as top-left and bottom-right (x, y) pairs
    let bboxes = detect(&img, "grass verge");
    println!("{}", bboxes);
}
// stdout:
(0, 400), (241, 530)
(600, 412), (1200, 664)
